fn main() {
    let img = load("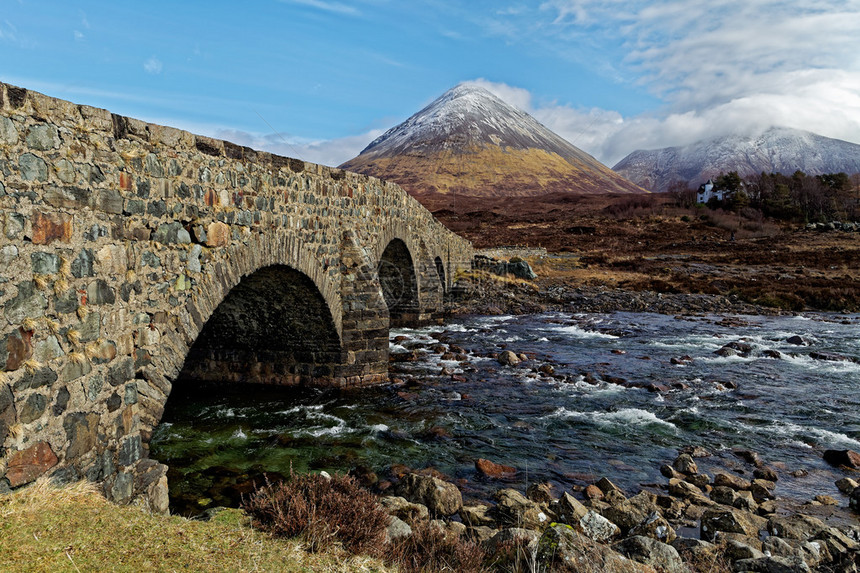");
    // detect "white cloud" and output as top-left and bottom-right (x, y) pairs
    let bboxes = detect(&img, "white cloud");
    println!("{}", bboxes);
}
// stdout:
(143, 57), (163, 75)
(74, 30), (84, 41)
(210, 128), (383, 167)
(281, 0), (360, 15)
(472, 1), (860, 165)
(0, 19), (17, 42)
